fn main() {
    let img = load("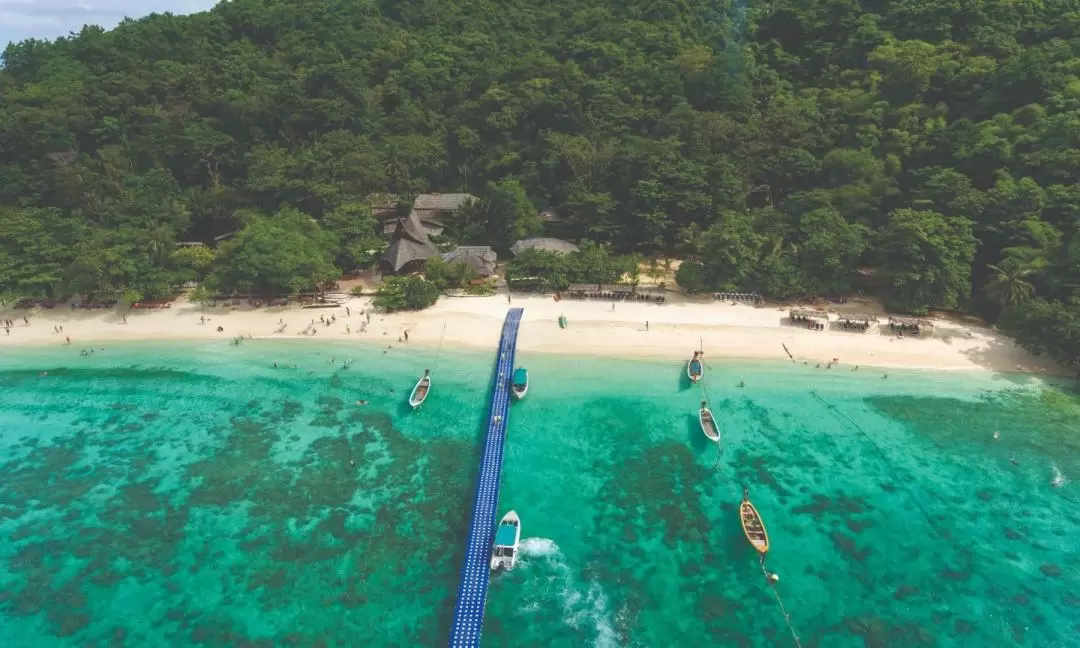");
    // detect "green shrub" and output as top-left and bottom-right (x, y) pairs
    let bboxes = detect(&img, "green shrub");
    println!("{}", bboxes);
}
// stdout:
(373, 276), (439, 311)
